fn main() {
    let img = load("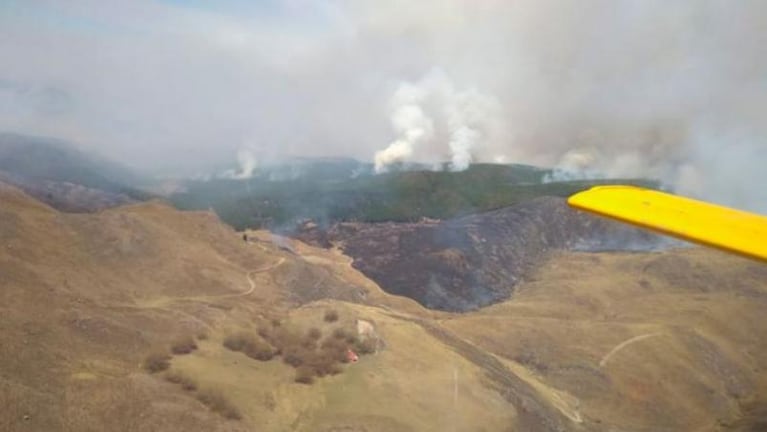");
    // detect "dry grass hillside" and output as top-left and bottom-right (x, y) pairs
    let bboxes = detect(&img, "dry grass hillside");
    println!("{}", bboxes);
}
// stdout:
(2, 182), (767, 431)
(443, 249), (767, 431)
